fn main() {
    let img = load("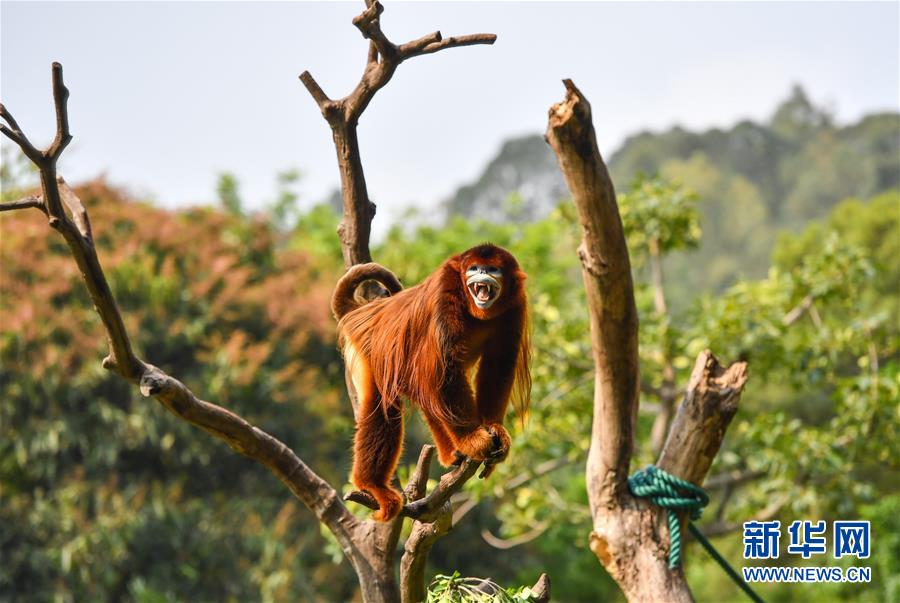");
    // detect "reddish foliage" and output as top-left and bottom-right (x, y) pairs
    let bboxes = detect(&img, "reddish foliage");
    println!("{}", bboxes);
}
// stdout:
(1, 178), (339, 407)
